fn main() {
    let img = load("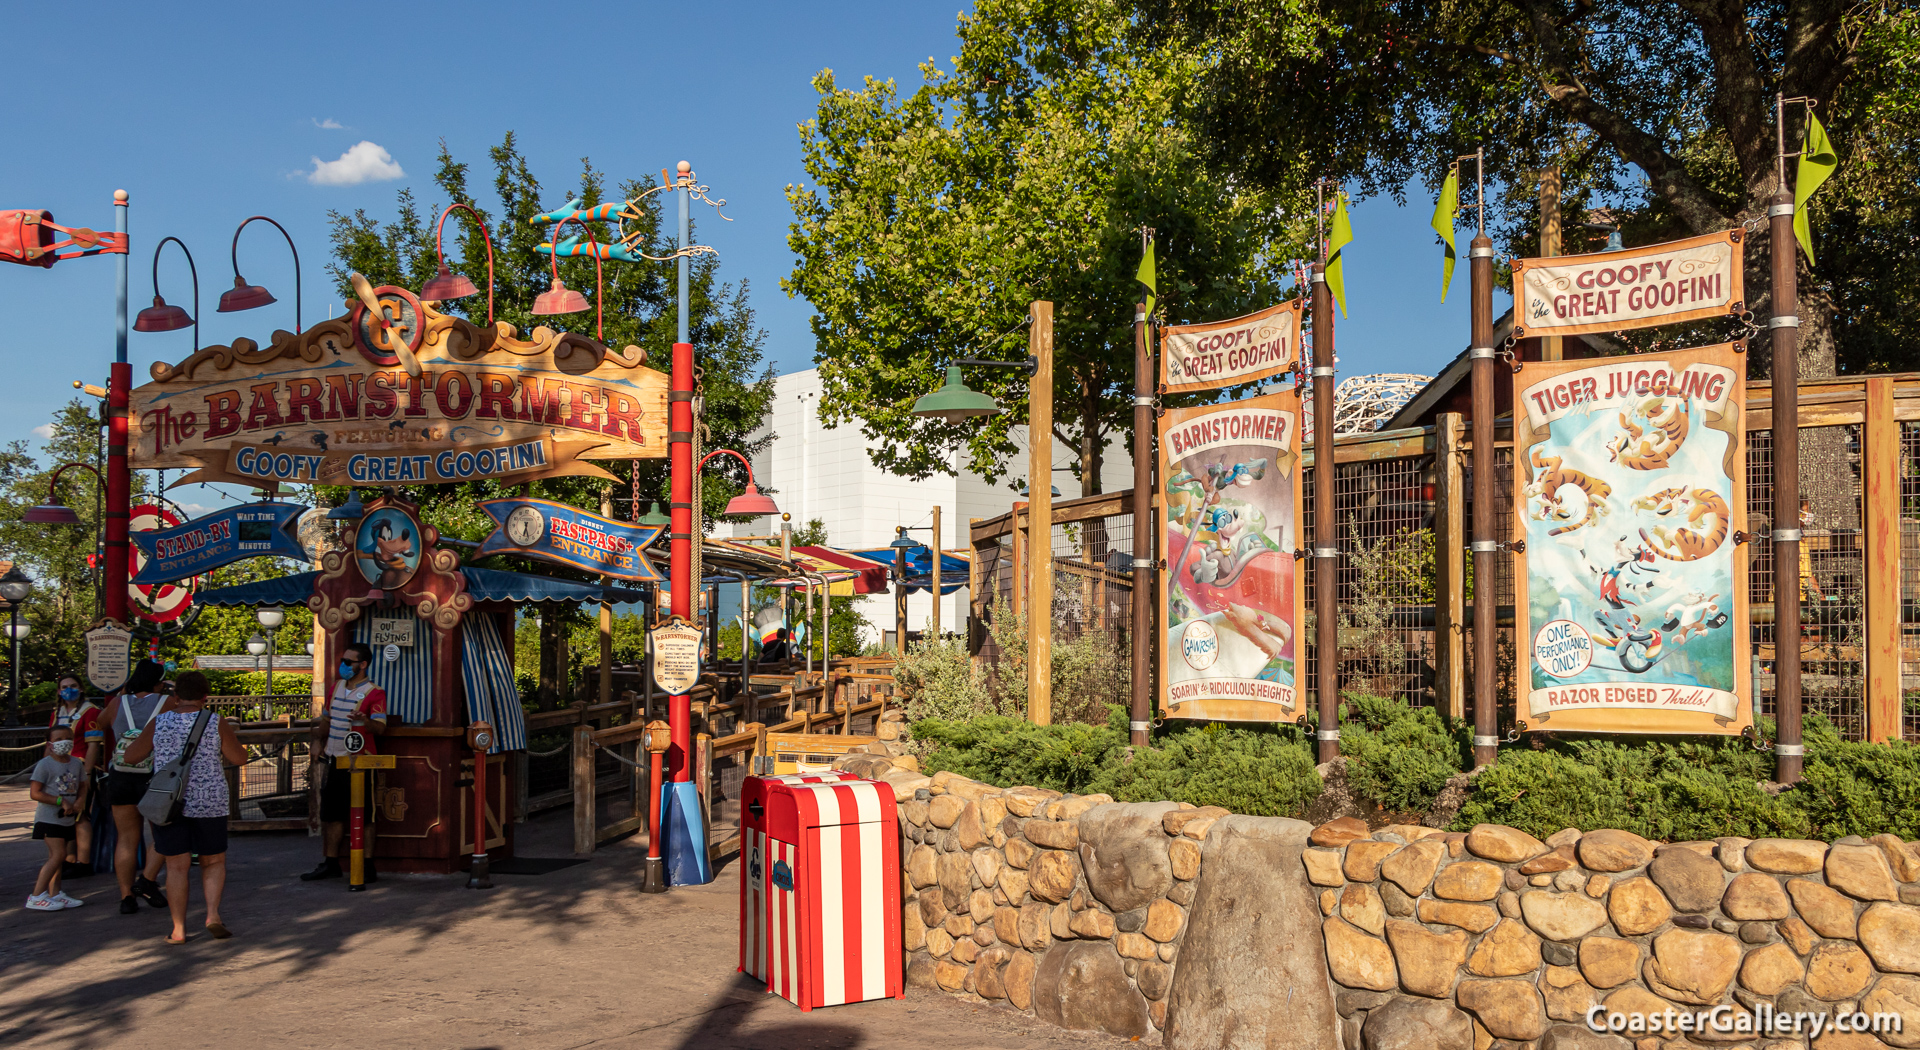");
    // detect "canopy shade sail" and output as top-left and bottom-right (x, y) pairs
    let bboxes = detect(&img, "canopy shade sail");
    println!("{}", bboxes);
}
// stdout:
(846, 544), (971, 596)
